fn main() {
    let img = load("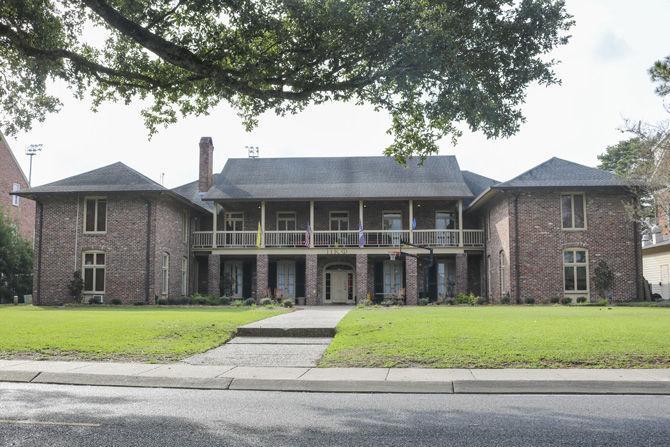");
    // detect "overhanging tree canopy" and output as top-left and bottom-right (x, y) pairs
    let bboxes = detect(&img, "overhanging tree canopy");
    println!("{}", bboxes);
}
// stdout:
(0, 0), (572, 161)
